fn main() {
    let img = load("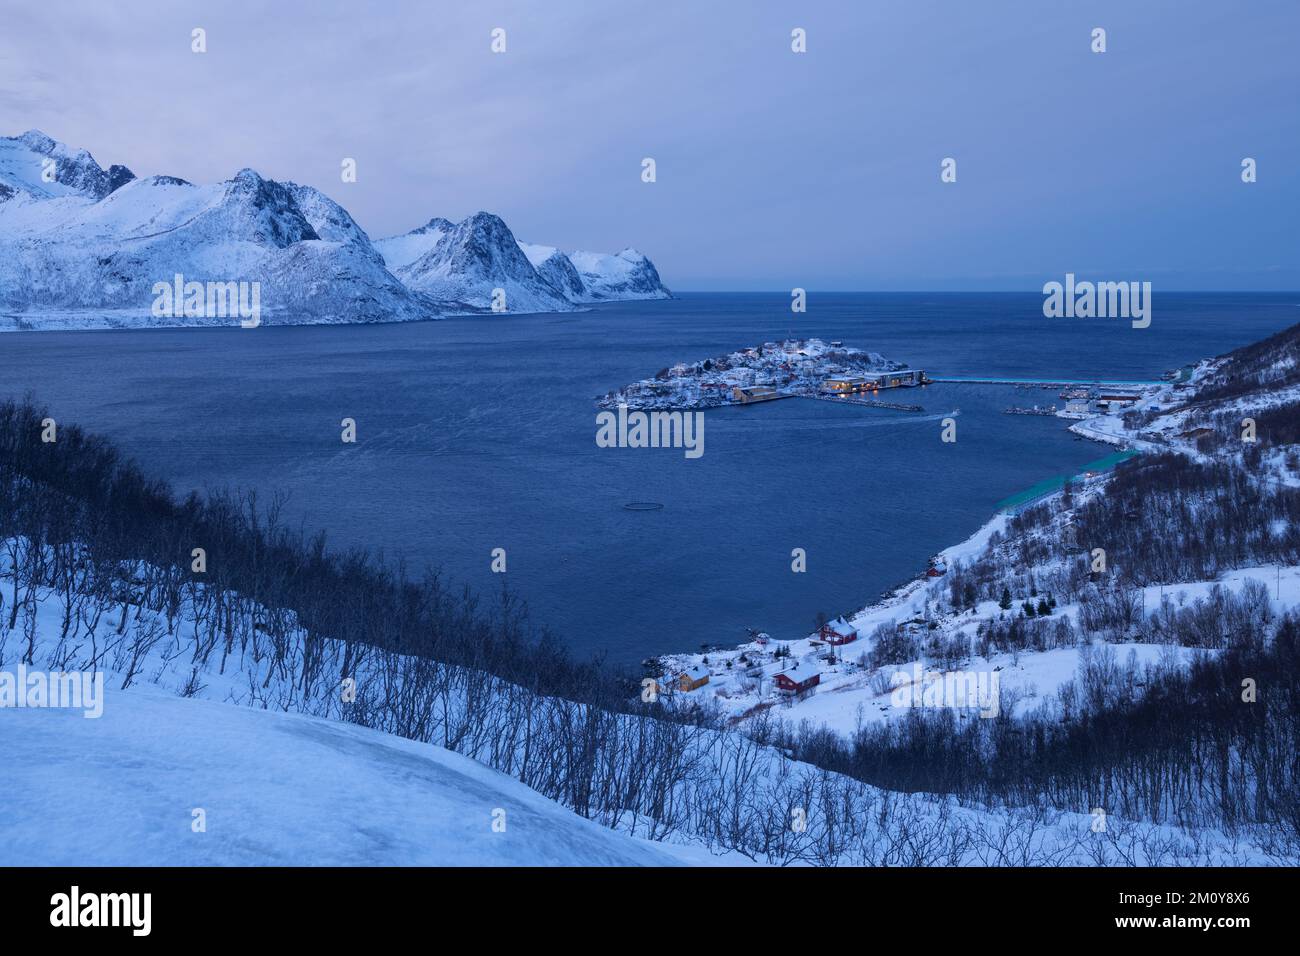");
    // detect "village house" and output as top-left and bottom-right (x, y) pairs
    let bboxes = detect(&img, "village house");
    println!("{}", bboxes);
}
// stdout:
(772, 663), (820, 695)
(1094, 391), (1142, 412)
(675, 665), (710, 692)
(818, 617), (858, 645)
